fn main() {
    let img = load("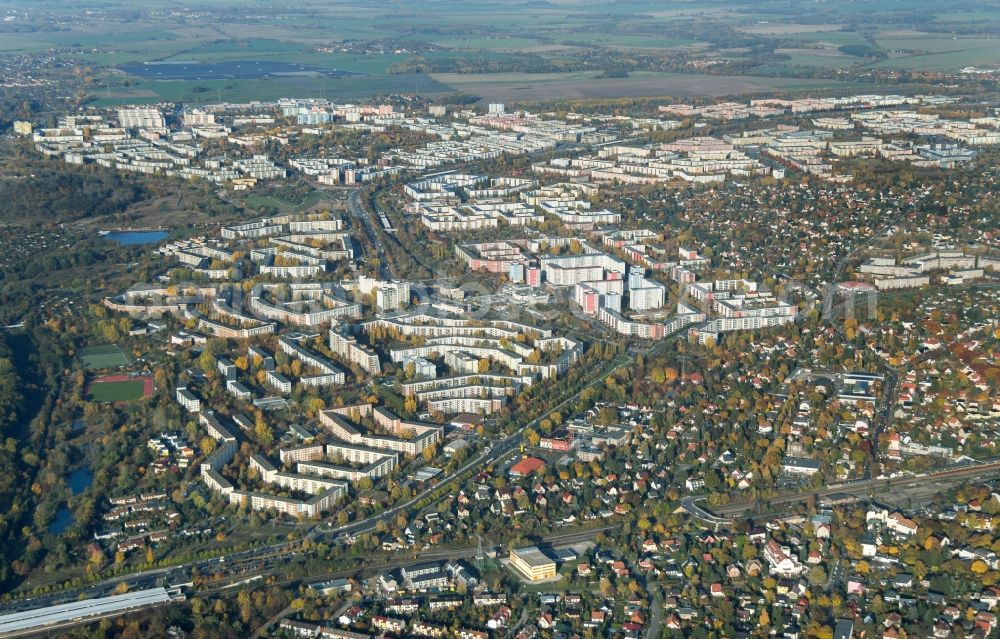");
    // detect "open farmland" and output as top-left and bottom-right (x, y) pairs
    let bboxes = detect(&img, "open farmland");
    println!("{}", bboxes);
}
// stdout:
(1, 0), (997, 112)
(736, 23), (846, 35)
(429, 70), (859, 103)
(873, 35), (1000, 70)
(87, 73), (453, 106)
